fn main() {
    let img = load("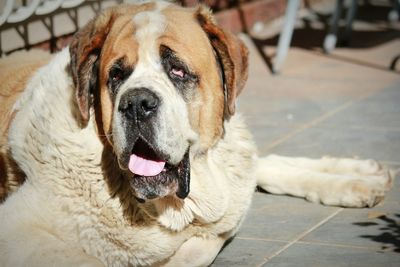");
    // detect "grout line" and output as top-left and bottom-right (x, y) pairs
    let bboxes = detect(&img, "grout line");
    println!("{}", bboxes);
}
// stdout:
(296, 240), (397, 253)
(236, 236), (288, 243)
(252, 122), (400, 133)
(262, 89), (379, 151)
(256, 208), (344, 267)
(317, 125), (400, 132)
(249, 122), (400, 143)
